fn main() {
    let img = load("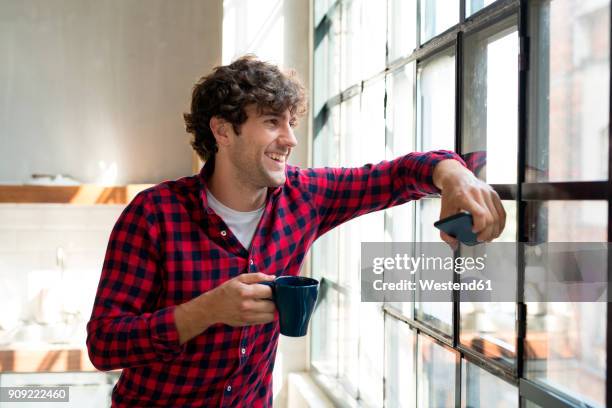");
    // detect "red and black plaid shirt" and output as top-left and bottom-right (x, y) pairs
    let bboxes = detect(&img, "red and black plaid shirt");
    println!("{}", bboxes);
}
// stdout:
(86, 150), (462, 407)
